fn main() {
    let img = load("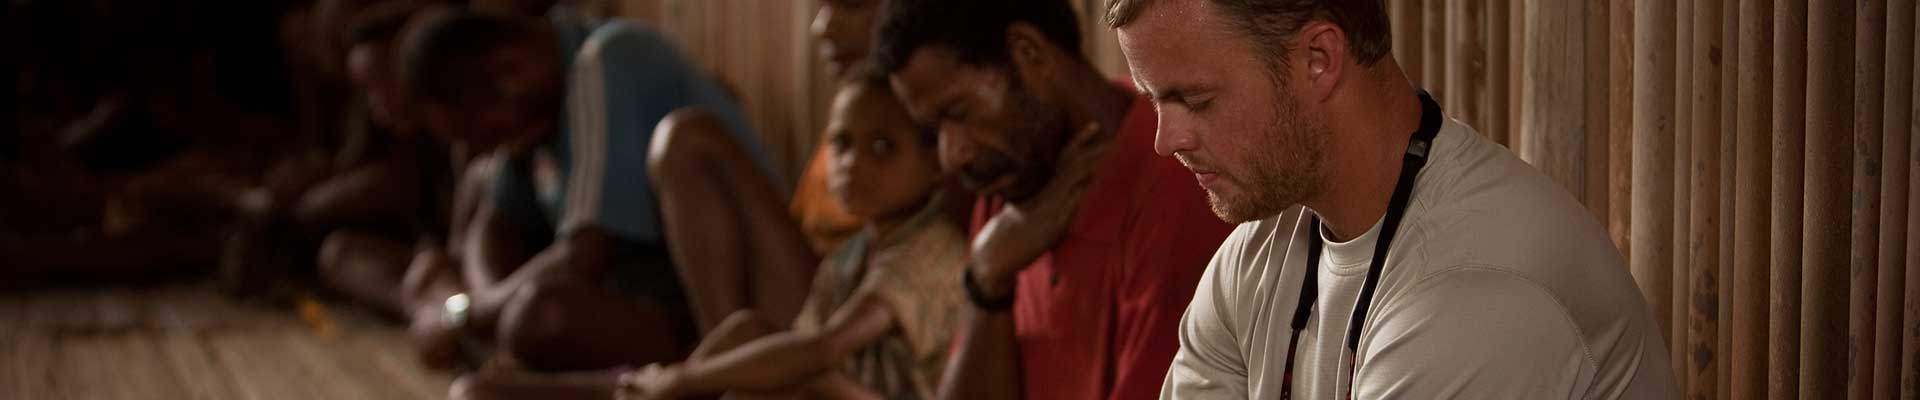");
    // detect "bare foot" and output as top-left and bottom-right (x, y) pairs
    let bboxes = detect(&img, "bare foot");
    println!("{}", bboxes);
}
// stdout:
(411, 302), (467, 370)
